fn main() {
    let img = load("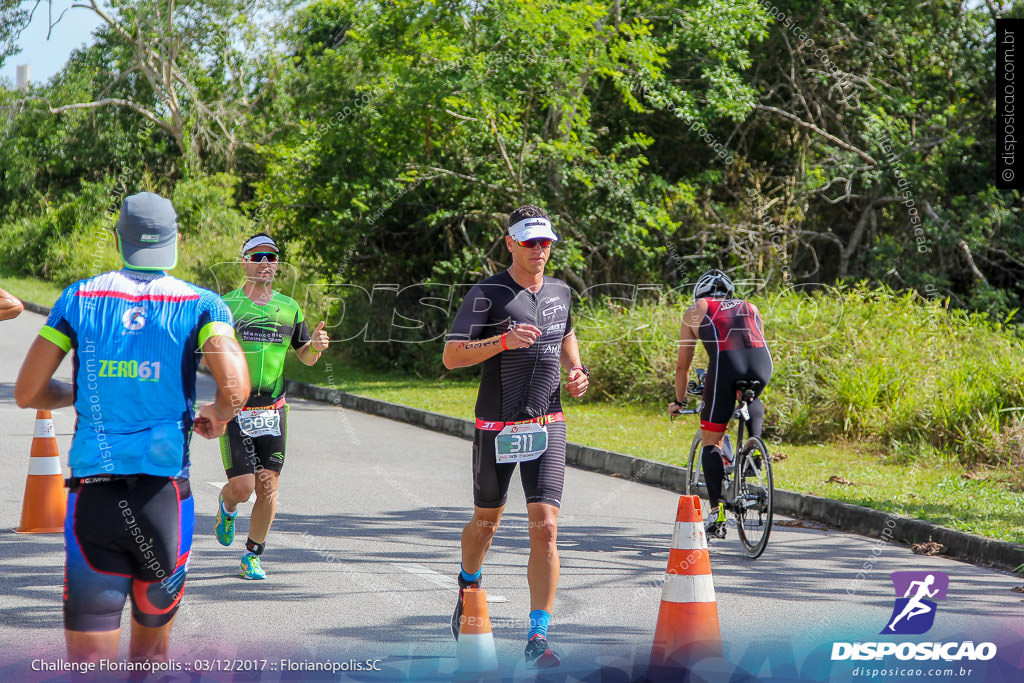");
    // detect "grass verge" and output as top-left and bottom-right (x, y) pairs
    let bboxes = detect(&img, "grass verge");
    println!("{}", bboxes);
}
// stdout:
(0, 274), (64, 307)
